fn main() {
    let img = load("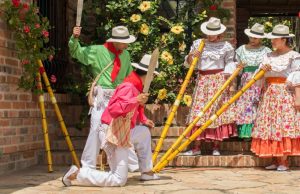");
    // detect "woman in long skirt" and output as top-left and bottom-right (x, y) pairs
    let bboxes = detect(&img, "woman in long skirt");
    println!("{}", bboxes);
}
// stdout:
(251, 24), (300, 171)
(182, 17), (237, 156)
(235, 23), (271, 141)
